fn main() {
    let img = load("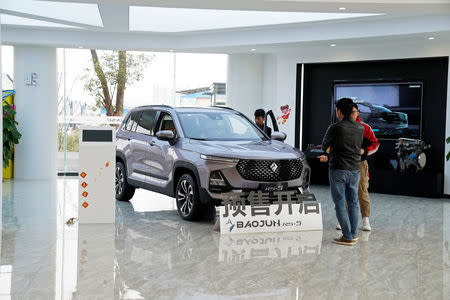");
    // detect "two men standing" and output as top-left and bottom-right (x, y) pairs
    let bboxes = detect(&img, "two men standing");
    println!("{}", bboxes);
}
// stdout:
(319, 98), (364, 246)
(319, 98), (380, 245)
